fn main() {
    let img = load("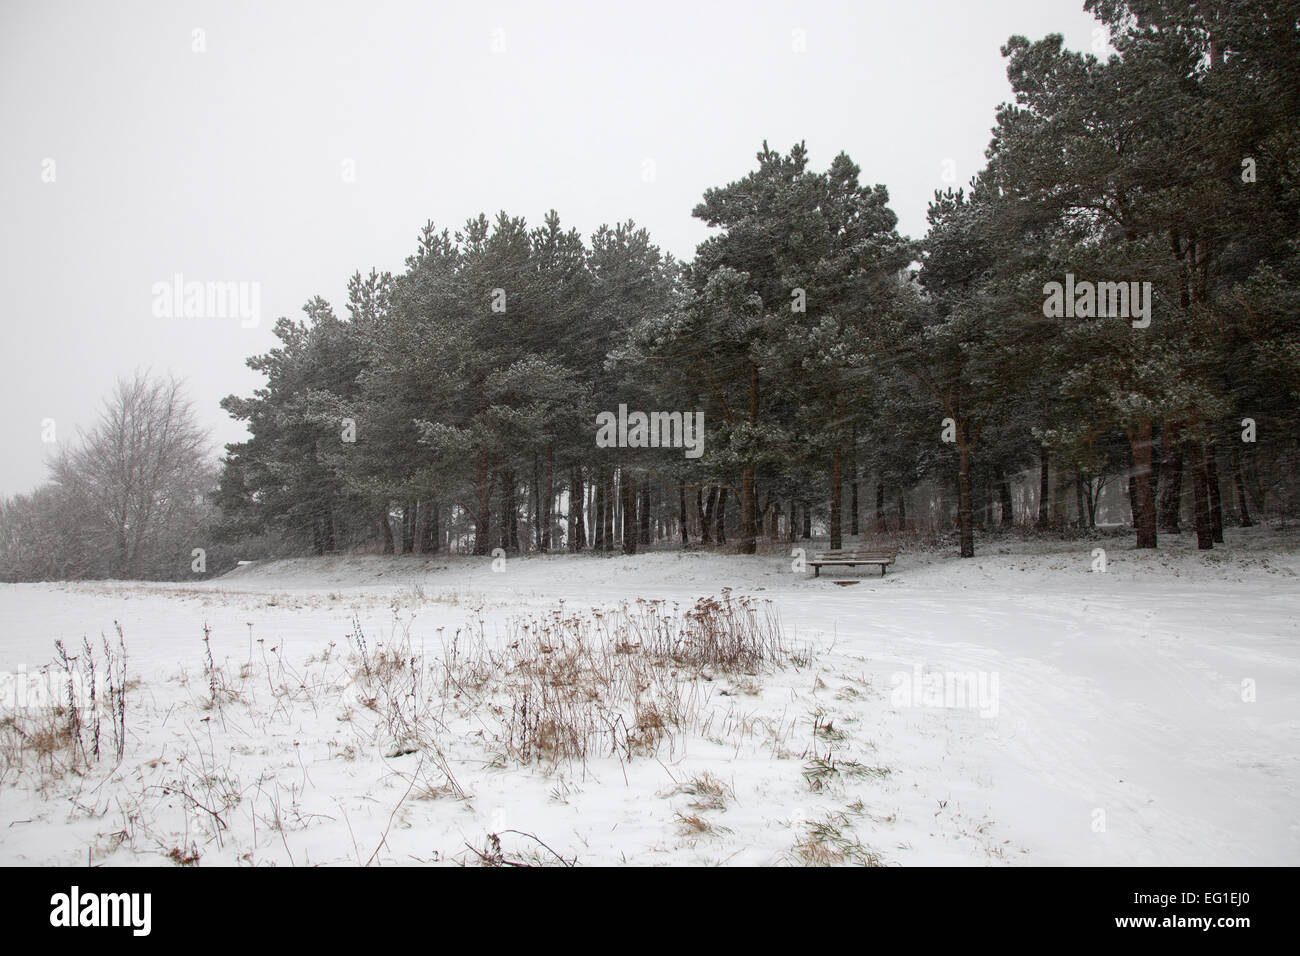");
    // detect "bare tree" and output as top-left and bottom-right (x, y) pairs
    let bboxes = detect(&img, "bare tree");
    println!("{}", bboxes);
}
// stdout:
(0, 486), (67, 580)
(48, 372), (212, 579)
